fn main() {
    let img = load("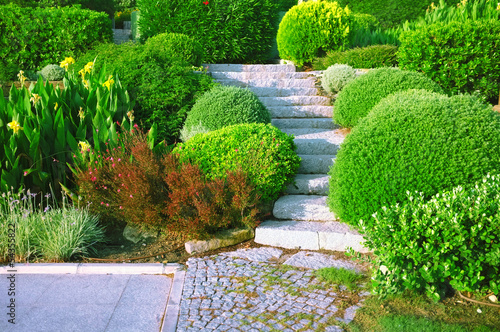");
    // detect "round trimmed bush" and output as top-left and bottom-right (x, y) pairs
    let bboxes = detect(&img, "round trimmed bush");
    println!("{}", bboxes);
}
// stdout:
(277, 1), (353, 66)
(333, 67), (444, 128)
(173, 123), (301, 202)
(321, 64), (356, 94)
(181, 85), (271, 141)
(328, 89), (500, 227)
(40, 64), (65, 81)
(143, 32), (203, 66)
